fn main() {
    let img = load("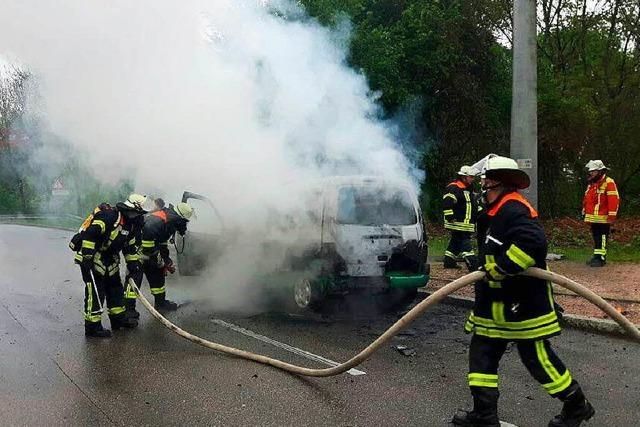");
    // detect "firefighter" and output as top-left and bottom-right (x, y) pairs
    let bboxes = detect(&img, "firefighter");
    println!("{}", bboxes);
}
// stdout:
(124, 201), (193, 318)
(73, 194), (148, 338)
(582, 160), (619, 267)
(452, 156), (594, 427)
(443, 165), (479, 270)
